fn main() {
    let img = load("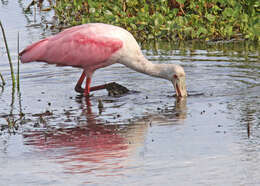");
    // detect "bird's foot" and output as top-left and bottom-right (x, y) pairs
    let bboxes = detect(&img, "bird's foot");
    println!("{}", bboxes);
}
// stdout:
(75, 85), (93, 97)
(75, 85), (84, 93)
